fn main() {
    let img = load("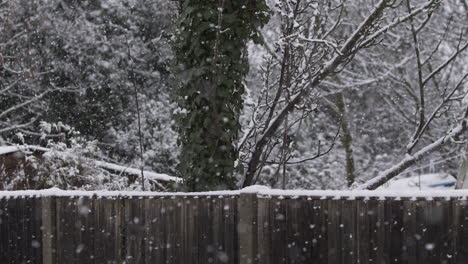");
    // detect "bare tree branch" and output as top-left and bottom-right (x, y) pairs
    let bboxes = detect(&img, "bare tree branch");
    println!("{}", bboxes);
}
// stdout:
(357, 118), (467, 190)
